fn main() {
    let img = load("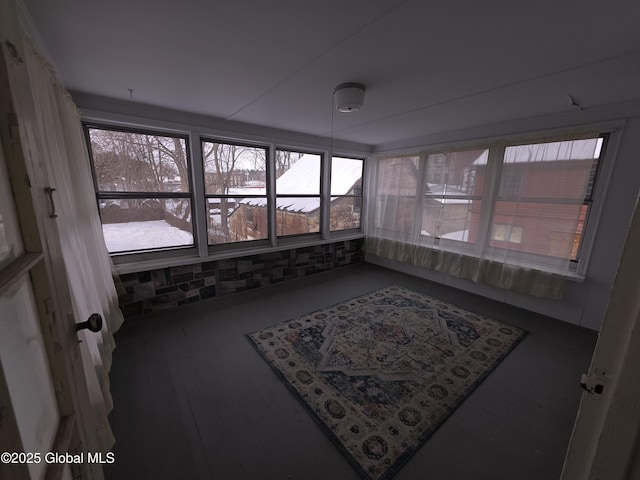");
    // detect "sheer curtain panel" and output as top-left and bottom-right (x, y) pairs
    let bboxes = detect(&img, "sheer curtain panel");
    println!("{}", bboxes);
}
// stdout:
(365, 136), (602, 299)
